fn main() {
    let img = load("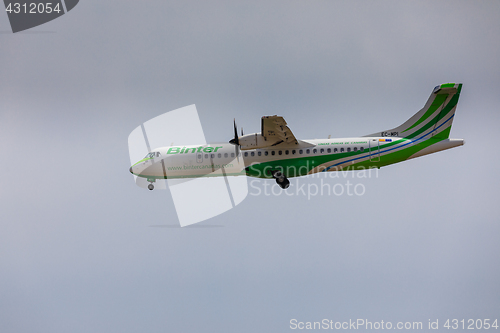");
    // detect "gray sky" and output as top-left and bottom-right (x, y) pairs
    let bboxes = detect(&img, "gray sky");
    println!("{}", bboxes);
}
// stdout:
(1, 1), (499, 332)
